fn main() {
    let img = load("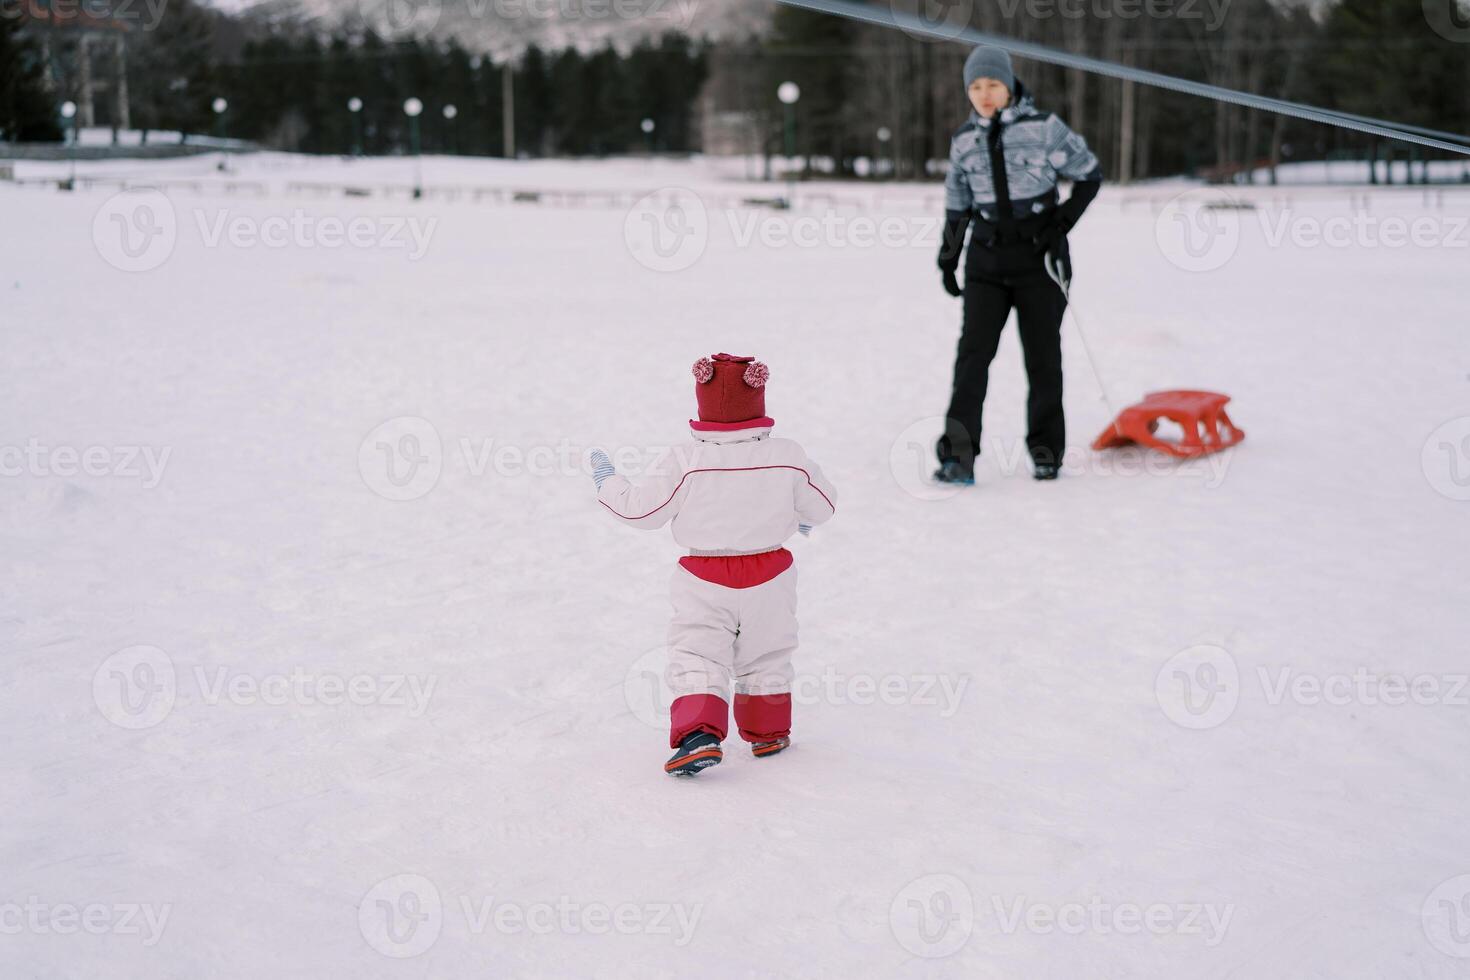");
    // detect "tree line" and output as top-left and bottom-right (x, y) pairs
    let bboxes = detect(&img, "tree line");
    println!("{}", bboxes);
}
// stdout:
(4, 0), (1468, 181)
